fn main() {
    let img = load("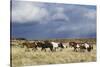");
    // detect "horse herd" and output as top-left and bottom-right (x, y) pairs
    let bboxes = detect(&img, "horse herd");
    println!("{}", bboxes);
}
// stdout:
(12, 40), (94, 52)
